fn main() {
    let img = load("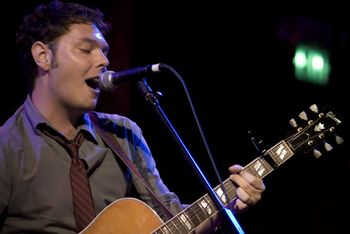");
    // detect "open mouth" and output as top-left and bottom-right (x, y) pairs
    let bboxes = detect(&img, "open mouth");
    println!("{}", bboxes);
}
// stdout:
(85, 77), (100, 91)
